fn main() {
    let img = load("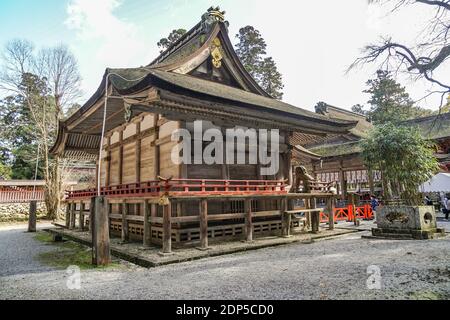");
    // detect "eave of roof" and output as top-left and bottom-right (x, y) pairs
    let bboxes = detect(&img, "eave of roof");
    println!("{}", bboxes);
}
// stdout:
(310, 141), (362, 158)
(148, 69), (357, 132)
(402, 112), (450, 140)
